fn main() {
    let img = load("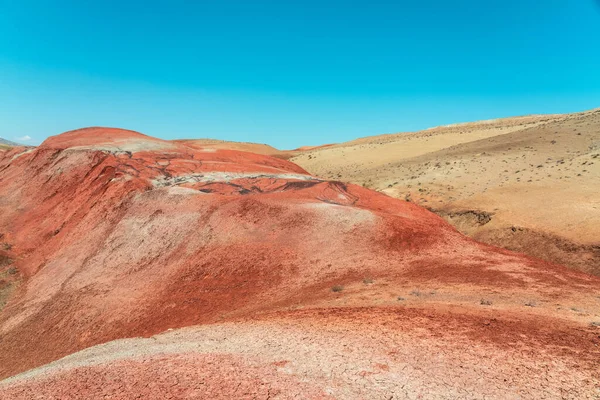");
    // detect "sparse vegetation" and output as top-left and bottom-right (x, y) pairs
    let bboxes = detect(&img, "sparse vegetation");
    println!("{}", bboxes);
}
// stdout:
(0, 254), (12, 268)
(397, 296), (405, 301)
(480, 299), (492, 306)
(293, 110), (600, 276)
(410, 290), (422, 297)
(525, 301), (537, 307)
(331, 285), (344, 292)
(362, 278), (374, 284)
